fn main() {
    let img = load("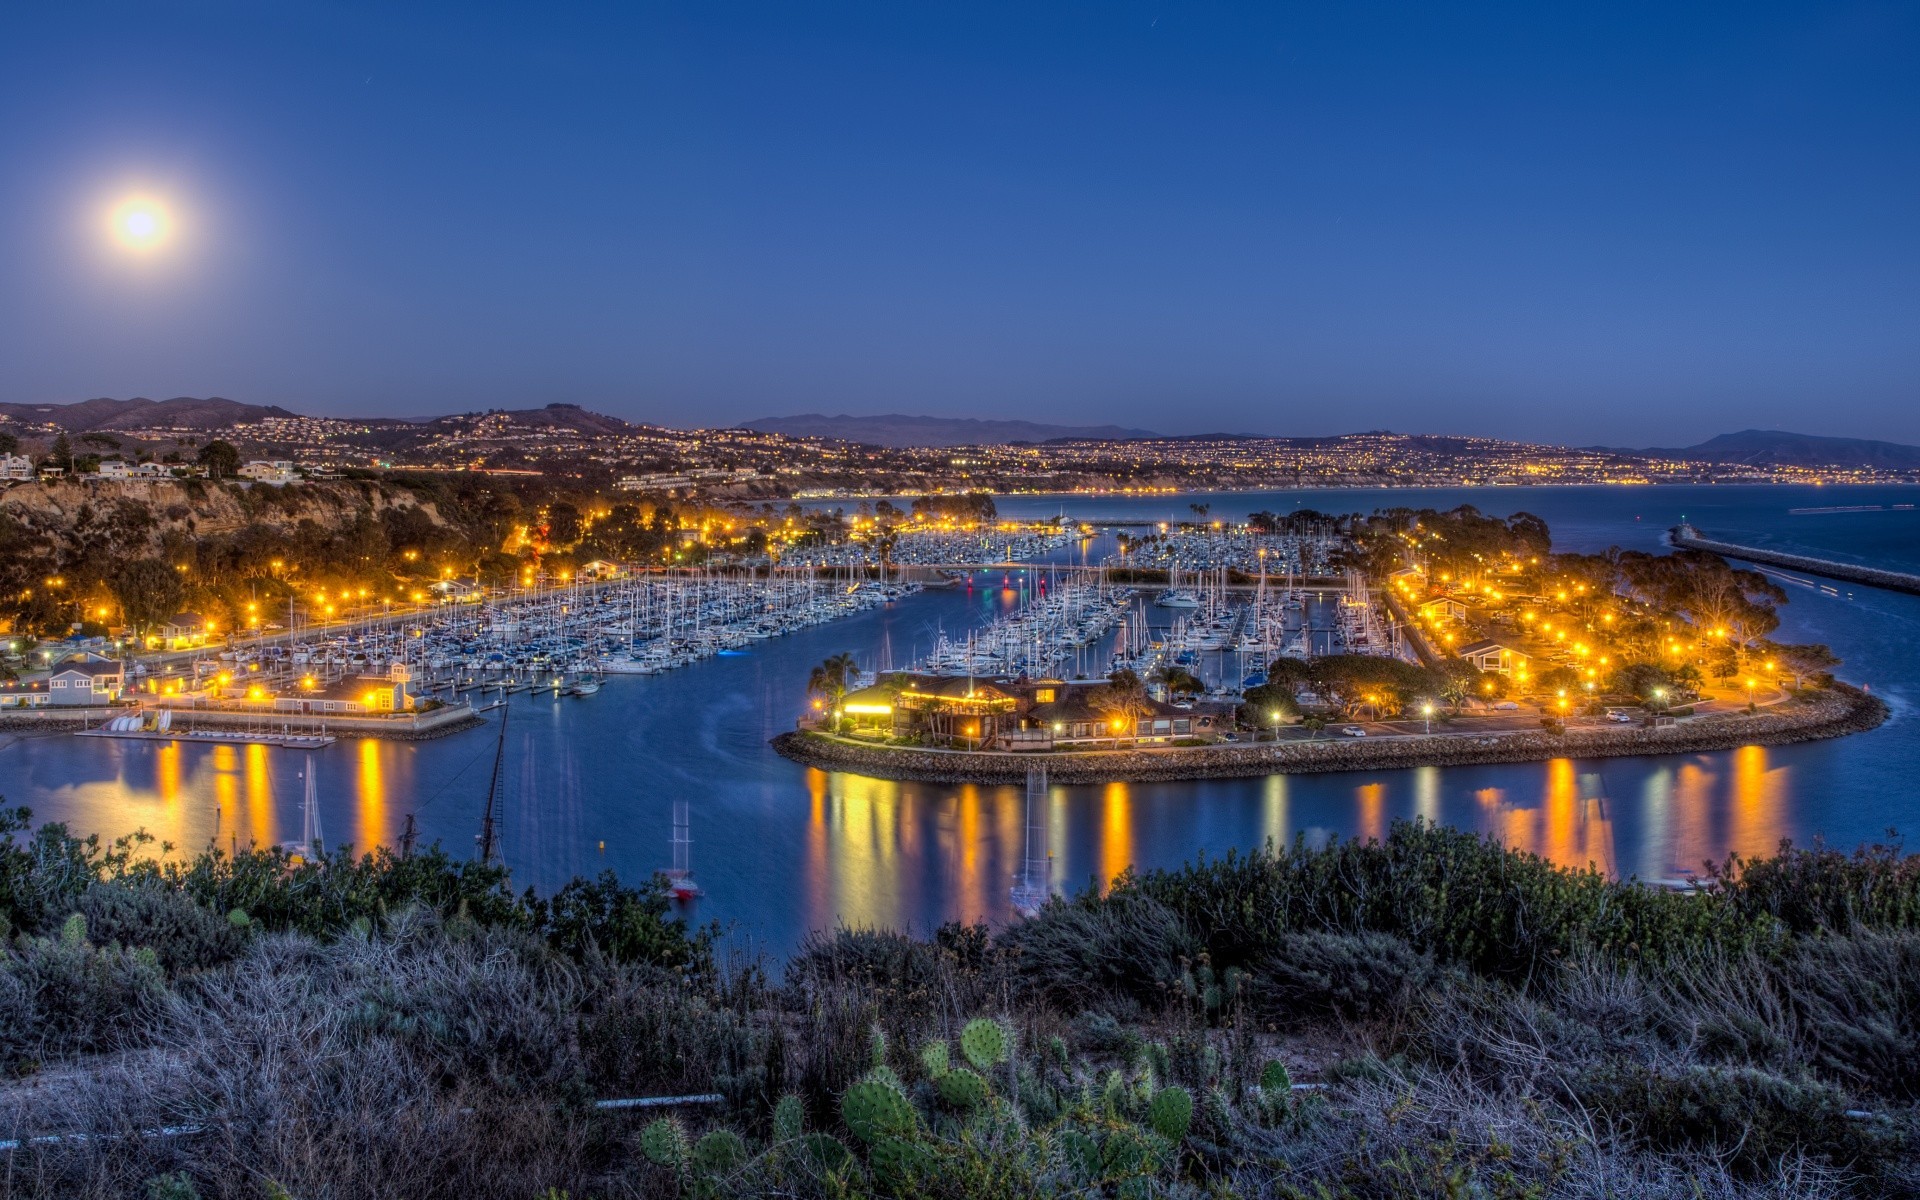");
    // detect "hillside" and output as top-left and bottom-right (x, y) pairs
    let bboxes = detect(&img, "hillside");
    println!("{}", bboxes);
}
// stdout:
(738, 412), (1159, 447)
(1632, 429), (1920, 471)
(0, 396), (296, 432)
